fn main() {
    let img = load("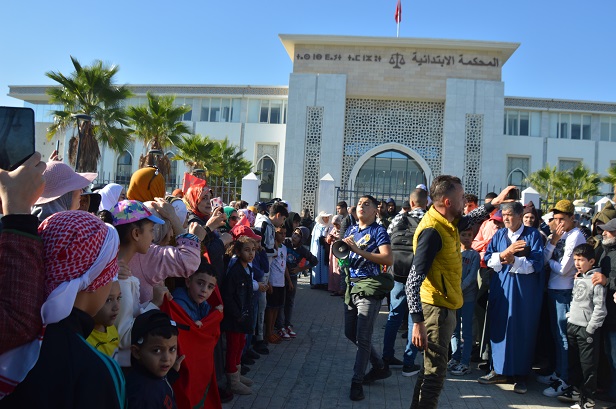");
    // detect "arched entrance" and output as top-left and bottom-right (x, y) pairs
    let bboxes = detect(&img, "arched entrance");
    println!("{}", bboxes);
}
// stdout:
(341, 143), (431, 206)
